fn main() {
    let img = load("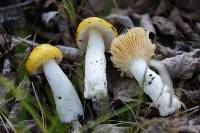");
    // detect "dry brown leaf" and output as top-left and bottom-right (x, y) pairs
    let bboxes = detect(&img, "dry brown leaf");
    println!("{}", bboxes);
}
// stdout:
(152, 16), (176, 36)
(175, 0), (200, 21)
(105, 14), (134, 29)
(156, 43), (183, 57)
(182, 89), (200, 105)
(111, 78), (141, 102)
(161, 50), (200, 79)
(170, 8), (200, 42)
(107, 60), (141, 103)
(41, 11), (60, 28)
(92, 124), (130, 133)
(141, 107), (200, 133)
